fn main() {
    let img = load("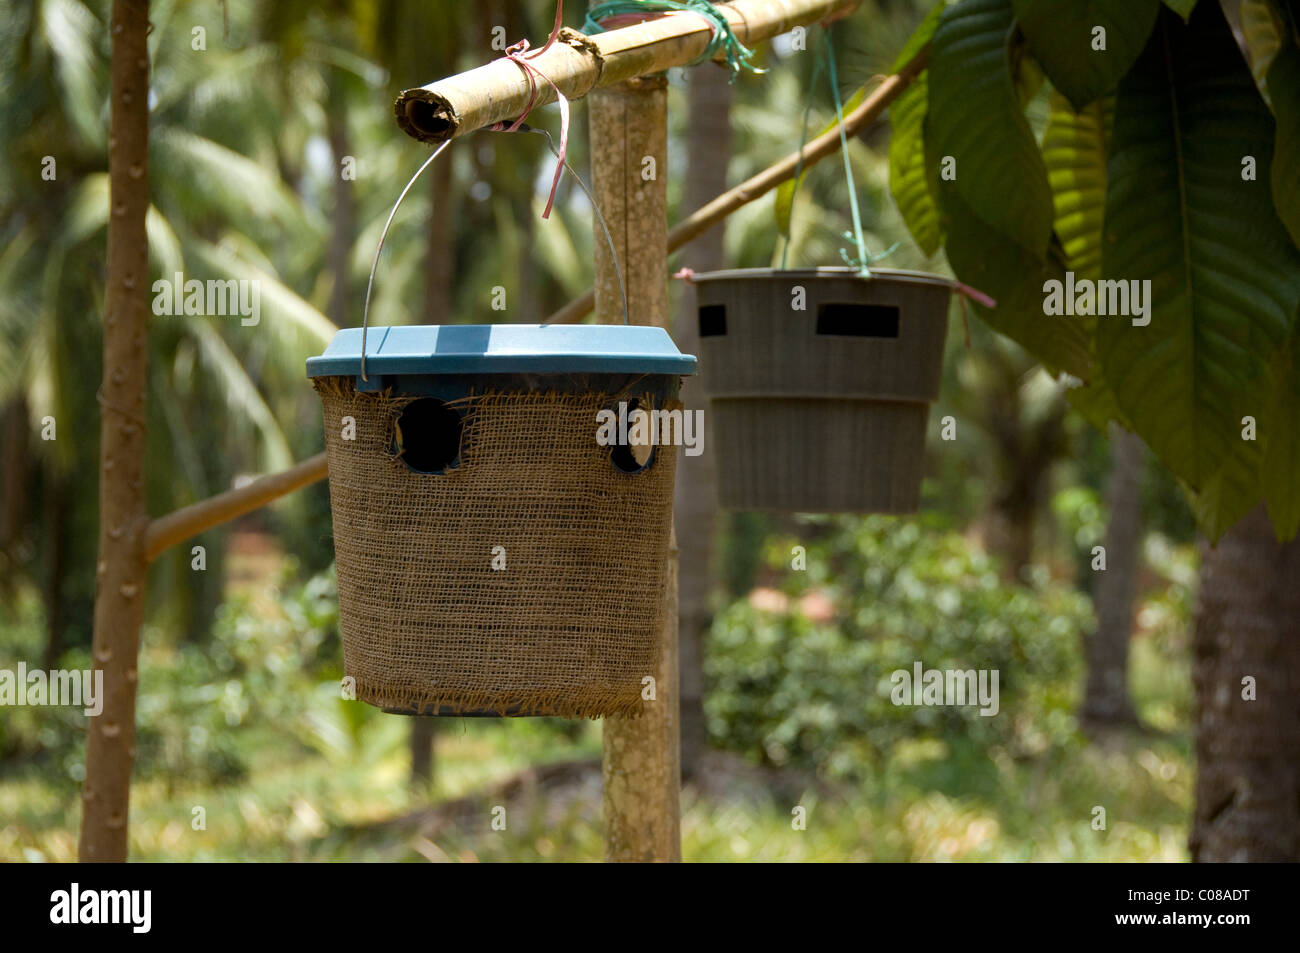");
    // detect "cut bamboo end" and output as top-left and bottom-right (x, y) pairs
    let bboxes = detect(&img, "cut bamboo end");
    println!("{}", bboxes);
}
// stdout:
(394, 0), (862, 142)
